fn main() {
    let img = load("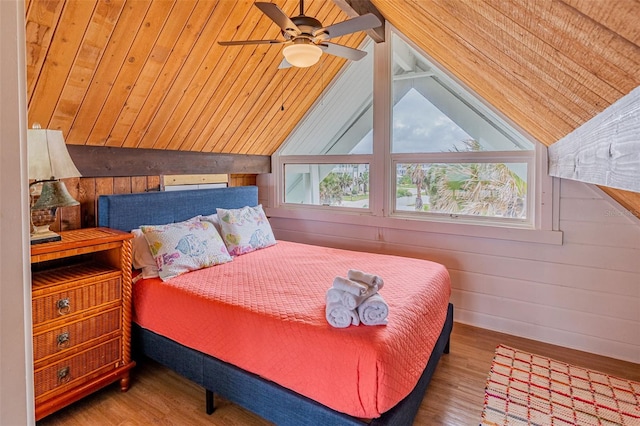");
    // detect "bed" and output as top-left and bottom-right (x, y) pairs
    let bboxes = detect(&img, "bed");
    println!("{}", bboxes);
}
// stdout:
(97, 186), (453, 425)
